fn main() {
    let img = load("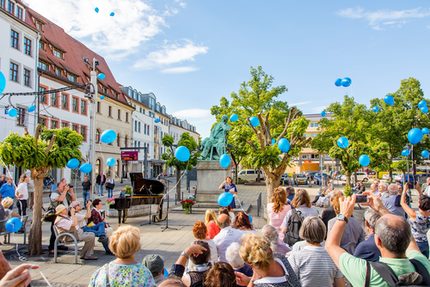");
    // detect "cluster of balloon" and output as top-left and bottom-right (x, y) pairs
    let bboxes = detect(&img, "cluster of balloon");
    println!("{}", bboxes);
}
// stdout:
(80, 163), (92, 174)
(320, 110), (327, 117)
(175, 146), (190, 162)
(101, 129), (117, 144)
(0, 71), (6, 94)
(407, 128), (423, 145)
(401, 149), (410, 157)
(249, 116), (260, 127)
(97, 73), (106, 80)
(95, 7), (115, 16)
(372, 106), (380, 113)
(422, 128), (430, 135)
(66, 158), (80, 169)
(418, 100), (428, 114)
(422, 150), (430, 159)
(7, 108), (17, 117)
(154, 118), (161, 123)
(337, 136), (349, 149)
(219, 154), (231, 169)
(230, 114), (239, 122)
(384, 95), (395, 106)
(334, 77), (351, 87)
(106, 157), (116, 167)
(359, 154), (371, 167)
(218, 192), (233, 207)
(5, 217), (22, 233)
(278, 138), (291, 153)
